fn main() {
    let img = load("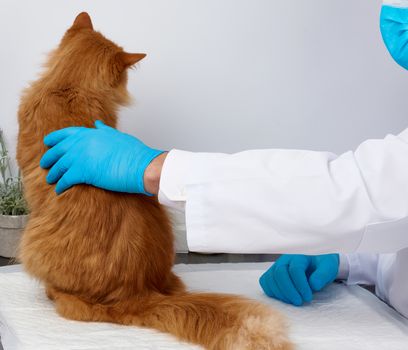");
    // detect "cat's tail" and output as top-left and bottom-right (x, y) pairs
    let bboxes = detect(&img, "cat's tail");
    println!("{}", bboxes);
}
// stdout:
(123, 292), (293, 350)
(52, 288), (293, 349)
